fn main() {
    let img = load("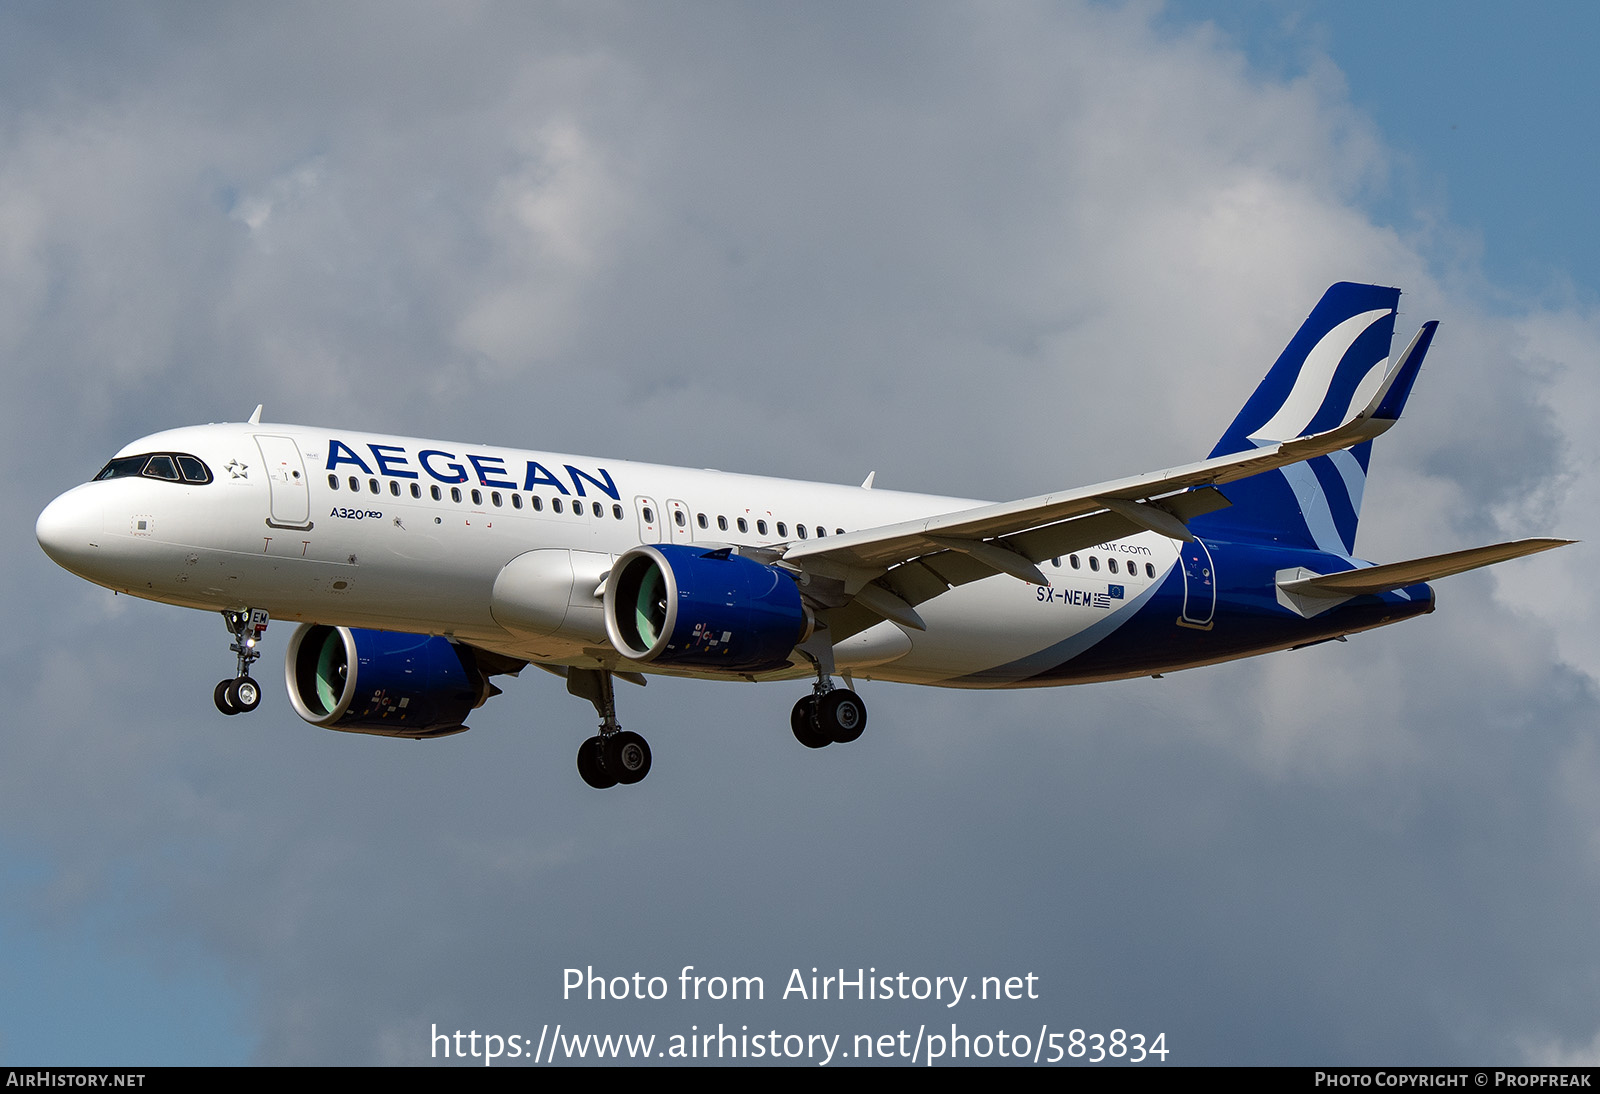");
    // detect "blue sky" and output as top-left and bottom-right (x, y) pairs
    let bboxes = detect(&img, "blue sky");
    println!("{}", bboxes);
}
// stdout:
(5, 2), (1599, 1066)
(1169, 1), (1600, 301)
